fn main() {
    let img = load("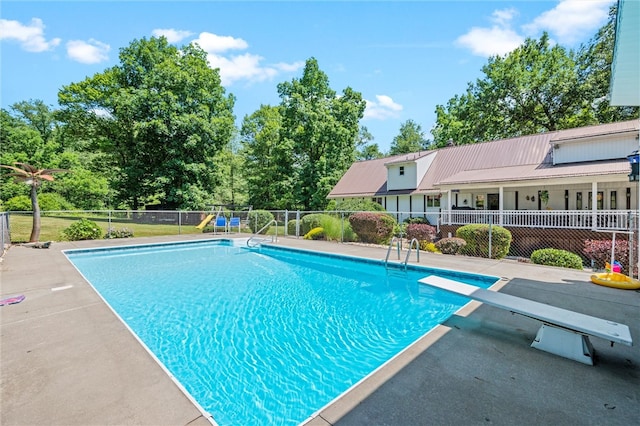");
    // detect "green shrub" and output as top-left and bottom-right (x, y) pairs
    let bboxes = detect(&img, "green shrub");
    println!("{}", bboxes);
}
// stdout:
(303, 227), (325, 240)
(104, 227), (134, 239)
(435, 237), (467, 255)
(247, 210), (274, 234)
(348, 212), (396, 244)
(300, 213), (327, 235)
(287, 219), (299, 236)
(3, 195), (31, 211)
(531, 248), (583, 270)
(318, 214), (342, 242)
(404, 217), (430, 225)
(39, 193), (74, 211)
(62, 218), (102, 241)
(330, 199), (386, 216)
(457, 224), (512, 259)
